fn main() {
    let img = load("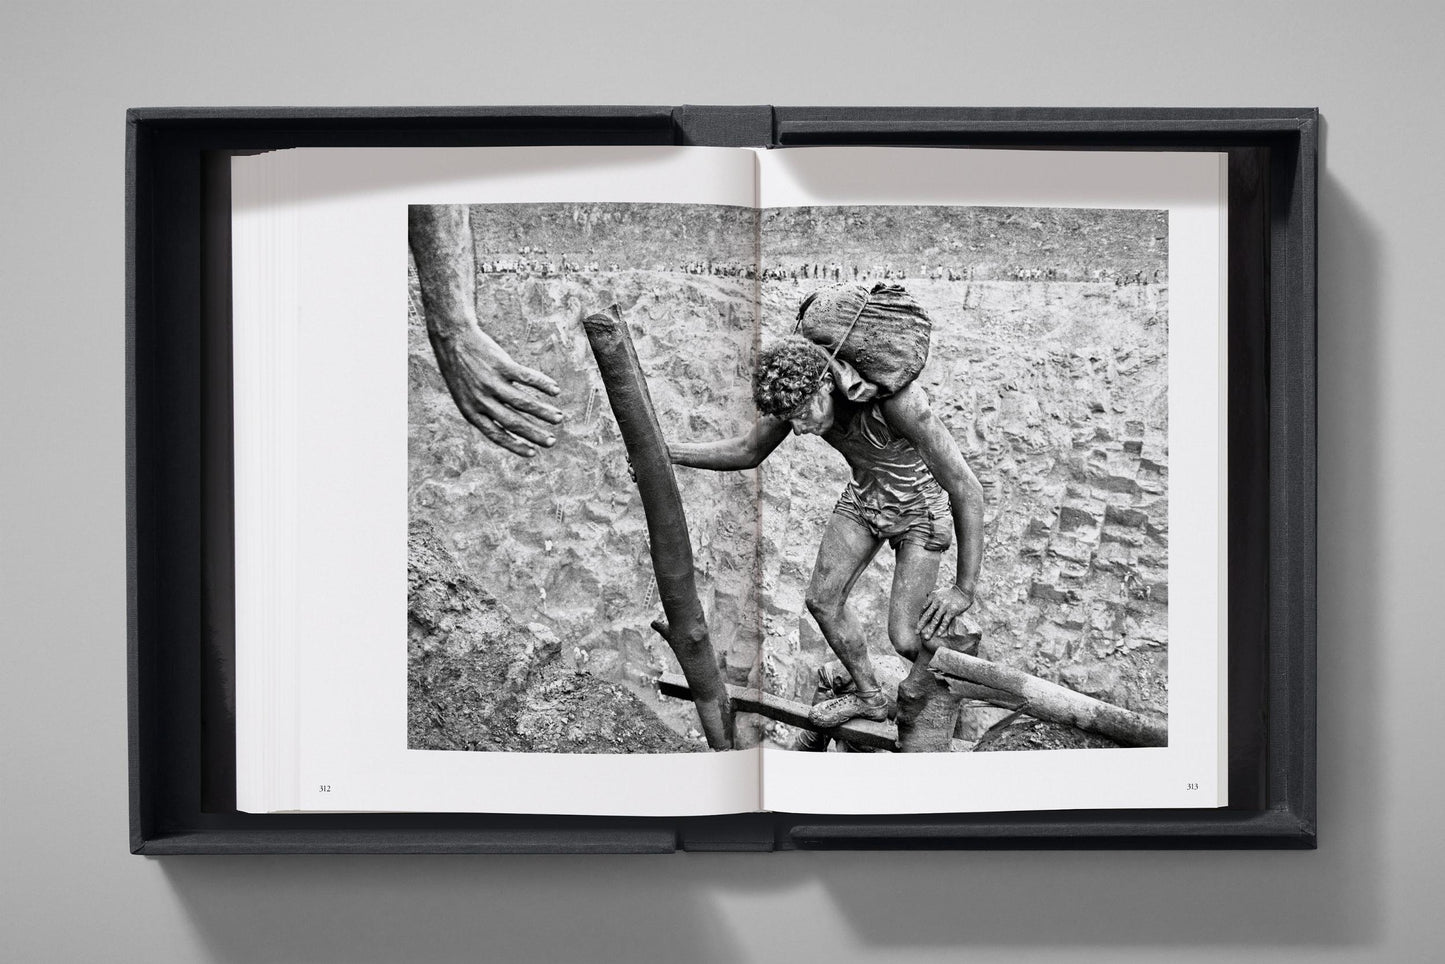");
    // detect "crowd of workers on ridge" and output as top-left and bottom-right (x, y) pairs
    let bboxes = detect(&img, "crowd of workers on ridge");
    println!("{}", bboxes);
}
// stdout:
(477, 247), (1165, 286)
